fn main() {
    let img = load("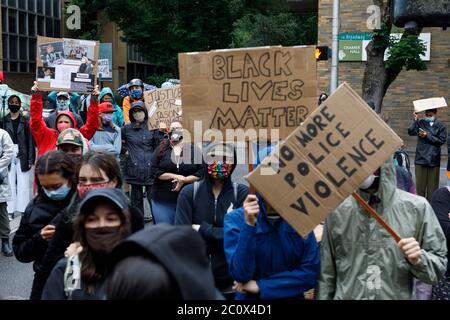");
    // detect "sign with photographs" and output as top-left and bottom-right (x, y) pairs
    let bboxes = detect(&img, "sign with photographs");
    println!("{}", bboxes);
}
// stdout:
(98, 43), (113, 81)
(36, 36), (100, 93)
